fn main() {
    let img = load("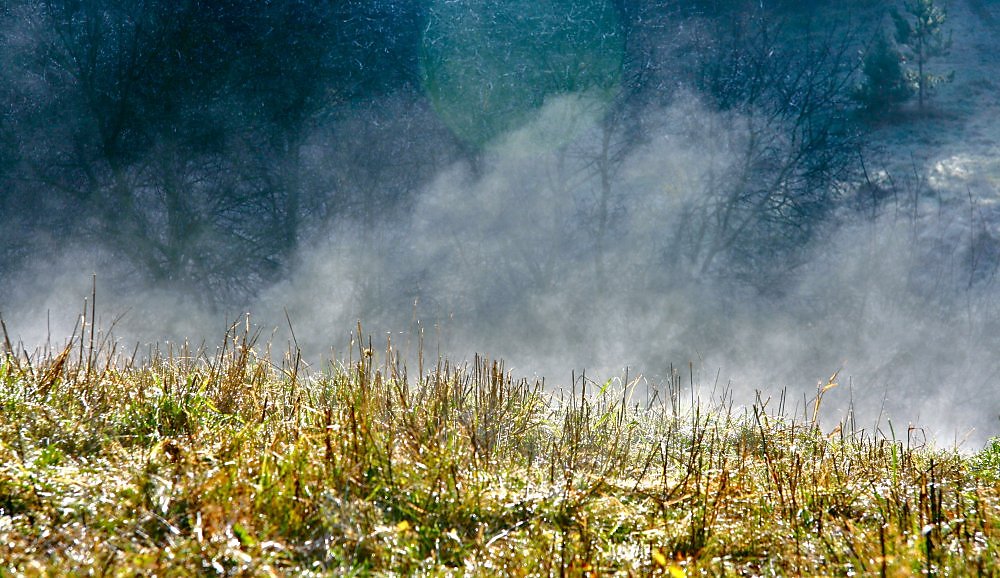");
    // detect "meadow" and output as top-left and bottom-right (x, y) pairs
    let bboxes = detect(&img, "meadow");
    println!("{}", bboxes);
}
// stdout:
(1, 317), (999, 576)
